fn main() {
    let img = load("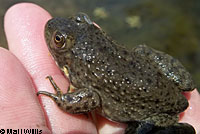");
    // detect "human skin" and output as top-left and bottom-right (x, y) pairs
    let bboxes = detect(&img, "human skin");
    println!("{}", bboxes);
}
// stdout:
(0, 3), (199, 134)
